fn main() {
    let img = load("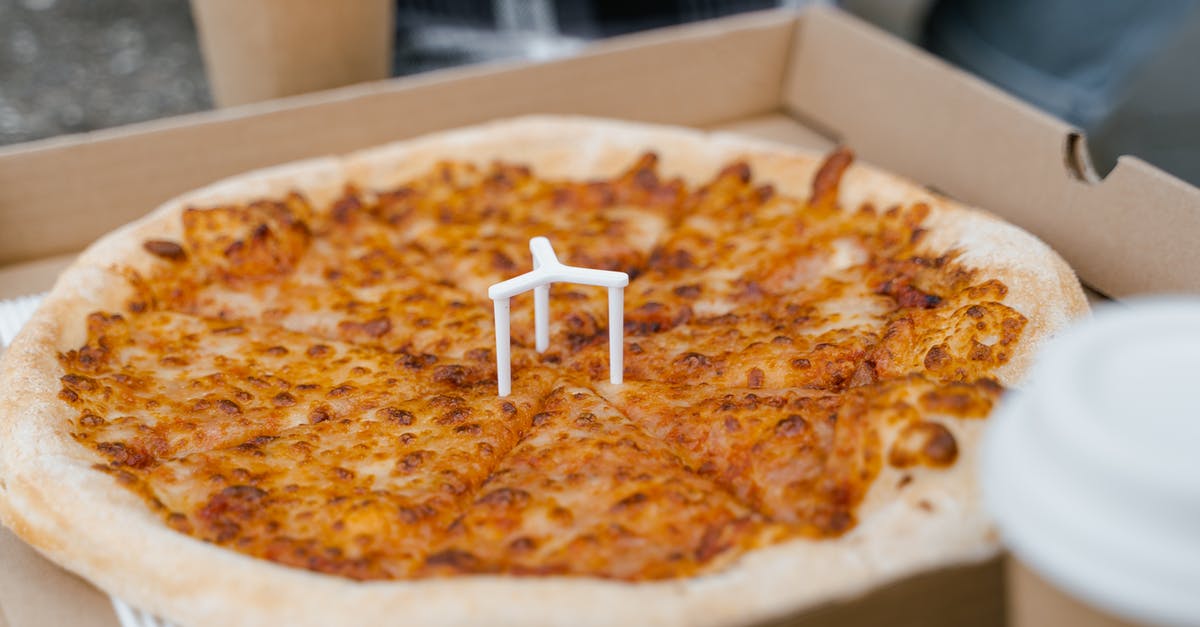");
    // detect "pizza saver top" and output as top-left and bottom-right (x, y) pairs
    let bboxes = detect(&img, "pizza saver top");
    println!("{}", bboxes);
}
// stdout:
(981, 298), (1200, 626)
(488, 237), (628, 396)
